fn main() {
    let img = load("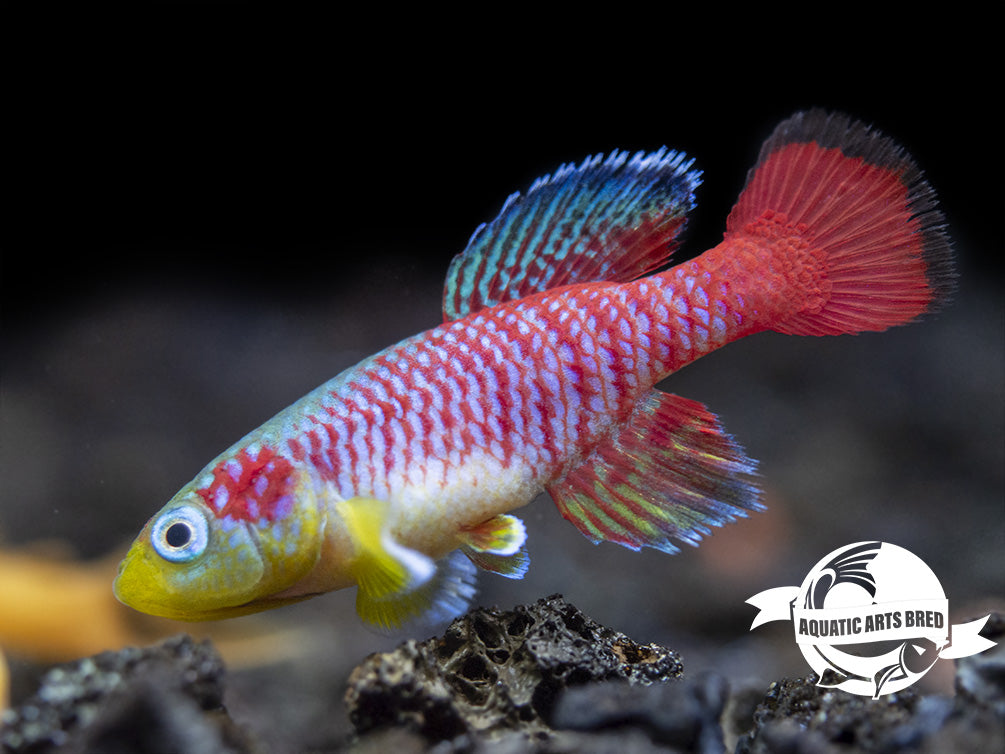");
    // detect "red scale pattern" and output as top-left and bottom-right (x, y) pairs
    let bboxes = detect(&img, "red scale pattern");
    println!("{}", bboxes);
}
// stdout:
(196, 446), (294, 522)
